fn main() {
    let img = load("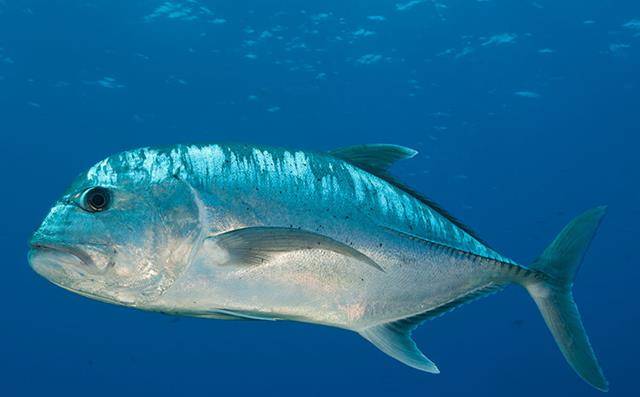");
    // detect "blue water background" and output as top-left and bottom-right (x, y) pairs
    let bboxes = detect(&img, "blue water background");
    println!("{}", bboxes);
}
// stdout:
(1, 1), (638, 396)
